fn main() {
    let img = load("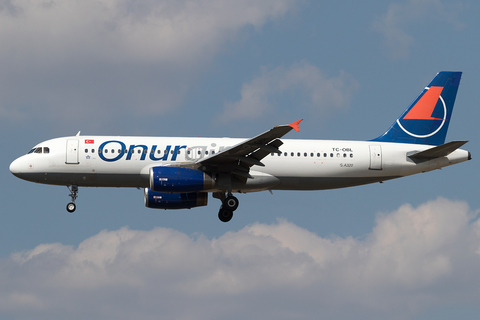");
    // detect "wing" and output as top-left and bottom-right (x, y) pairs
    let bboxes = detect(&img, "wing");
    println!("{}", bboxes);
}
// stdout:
(196, 119), (303, 179)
